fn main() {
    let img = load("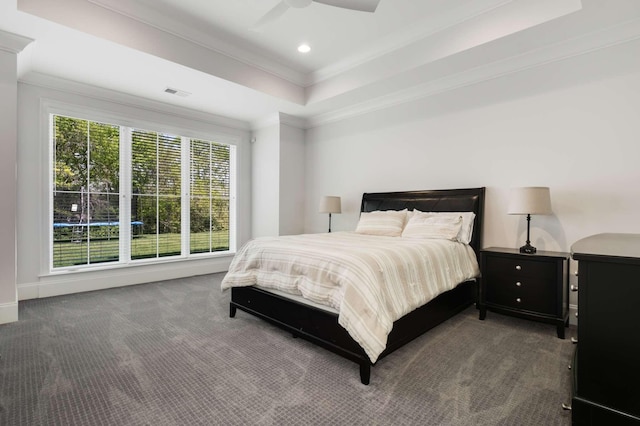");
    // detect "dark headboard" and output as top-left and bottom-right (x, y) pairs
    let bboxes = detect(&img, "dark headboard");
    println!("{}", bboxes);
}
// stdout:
(360, 187), (485, 255)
